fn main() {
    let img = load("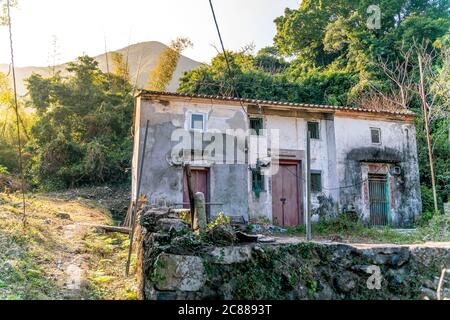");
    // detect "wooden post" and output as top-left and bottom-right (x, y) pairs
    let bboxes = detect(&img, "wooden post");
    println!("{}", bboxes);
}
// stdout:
(306, 131), (312, 241)
(194, 192), (207, 233)
(126, 119), (149, 276)
(418, 54), (439, 214)
(185, 164), (196, 229)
